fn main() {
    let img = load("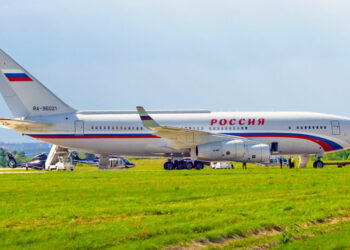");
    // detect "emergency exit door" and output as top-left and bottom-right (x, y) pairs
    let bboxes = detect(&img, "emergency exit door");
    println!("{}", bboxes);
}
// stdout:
(75, 120), (84, 135)
(331, 120), (340, 135)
